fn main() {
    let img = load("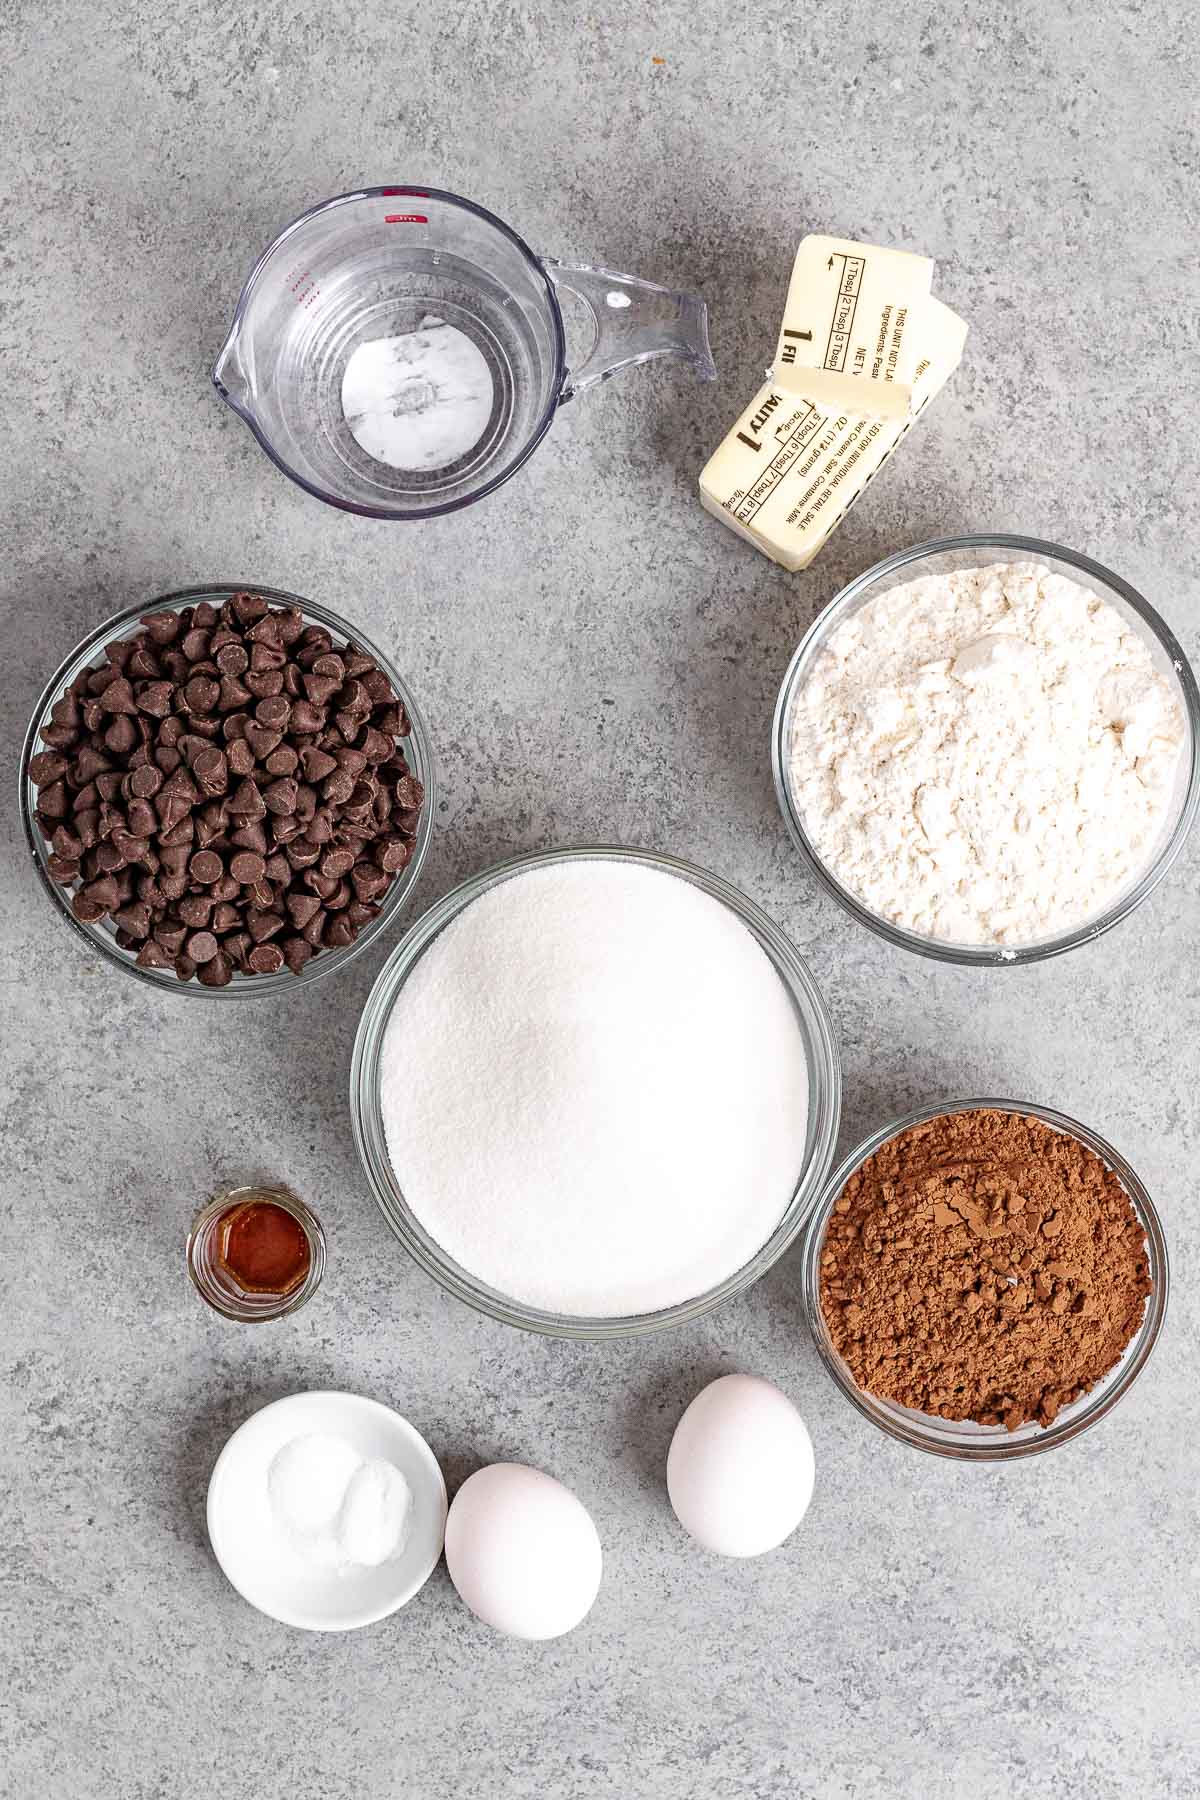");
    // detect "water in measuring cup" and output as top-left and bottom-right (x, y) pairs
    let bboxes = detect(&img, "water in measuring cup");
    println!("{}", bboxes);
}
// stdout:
(275, 248), (550, 507)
